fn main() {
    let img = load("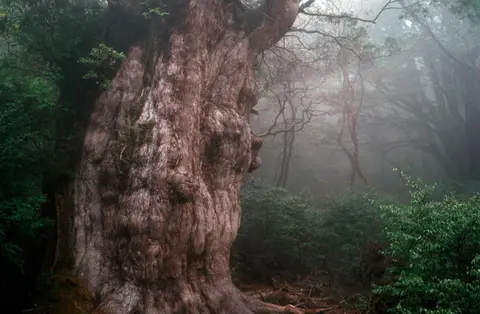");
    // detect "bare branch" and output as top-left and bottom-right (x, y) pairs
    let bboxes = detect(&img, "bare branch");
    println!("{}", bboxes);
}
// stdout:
(288, 27), (366, 61)
(298, 0), (395, 24)
(299, 0), (315, 11)
(258, 81), (328, 137)
(247, 0), (301, 55)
